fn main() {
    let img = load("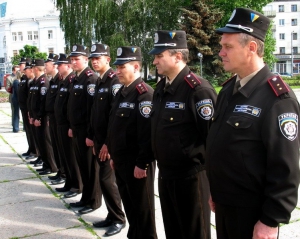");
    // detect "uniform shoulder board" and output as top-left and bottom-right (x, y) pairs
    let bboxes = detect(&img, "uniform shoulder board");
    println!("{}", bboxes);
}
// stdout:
(69, 74), (75, 83)
(184, 72), (201, 88)
(86, 70), (94, 77)
(268, 75), (290, 97)
(108, 71), (116, 78)
(221, 75), (236, 86)
(40, 77), (45, 84)
(136, 82), (148, 94)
